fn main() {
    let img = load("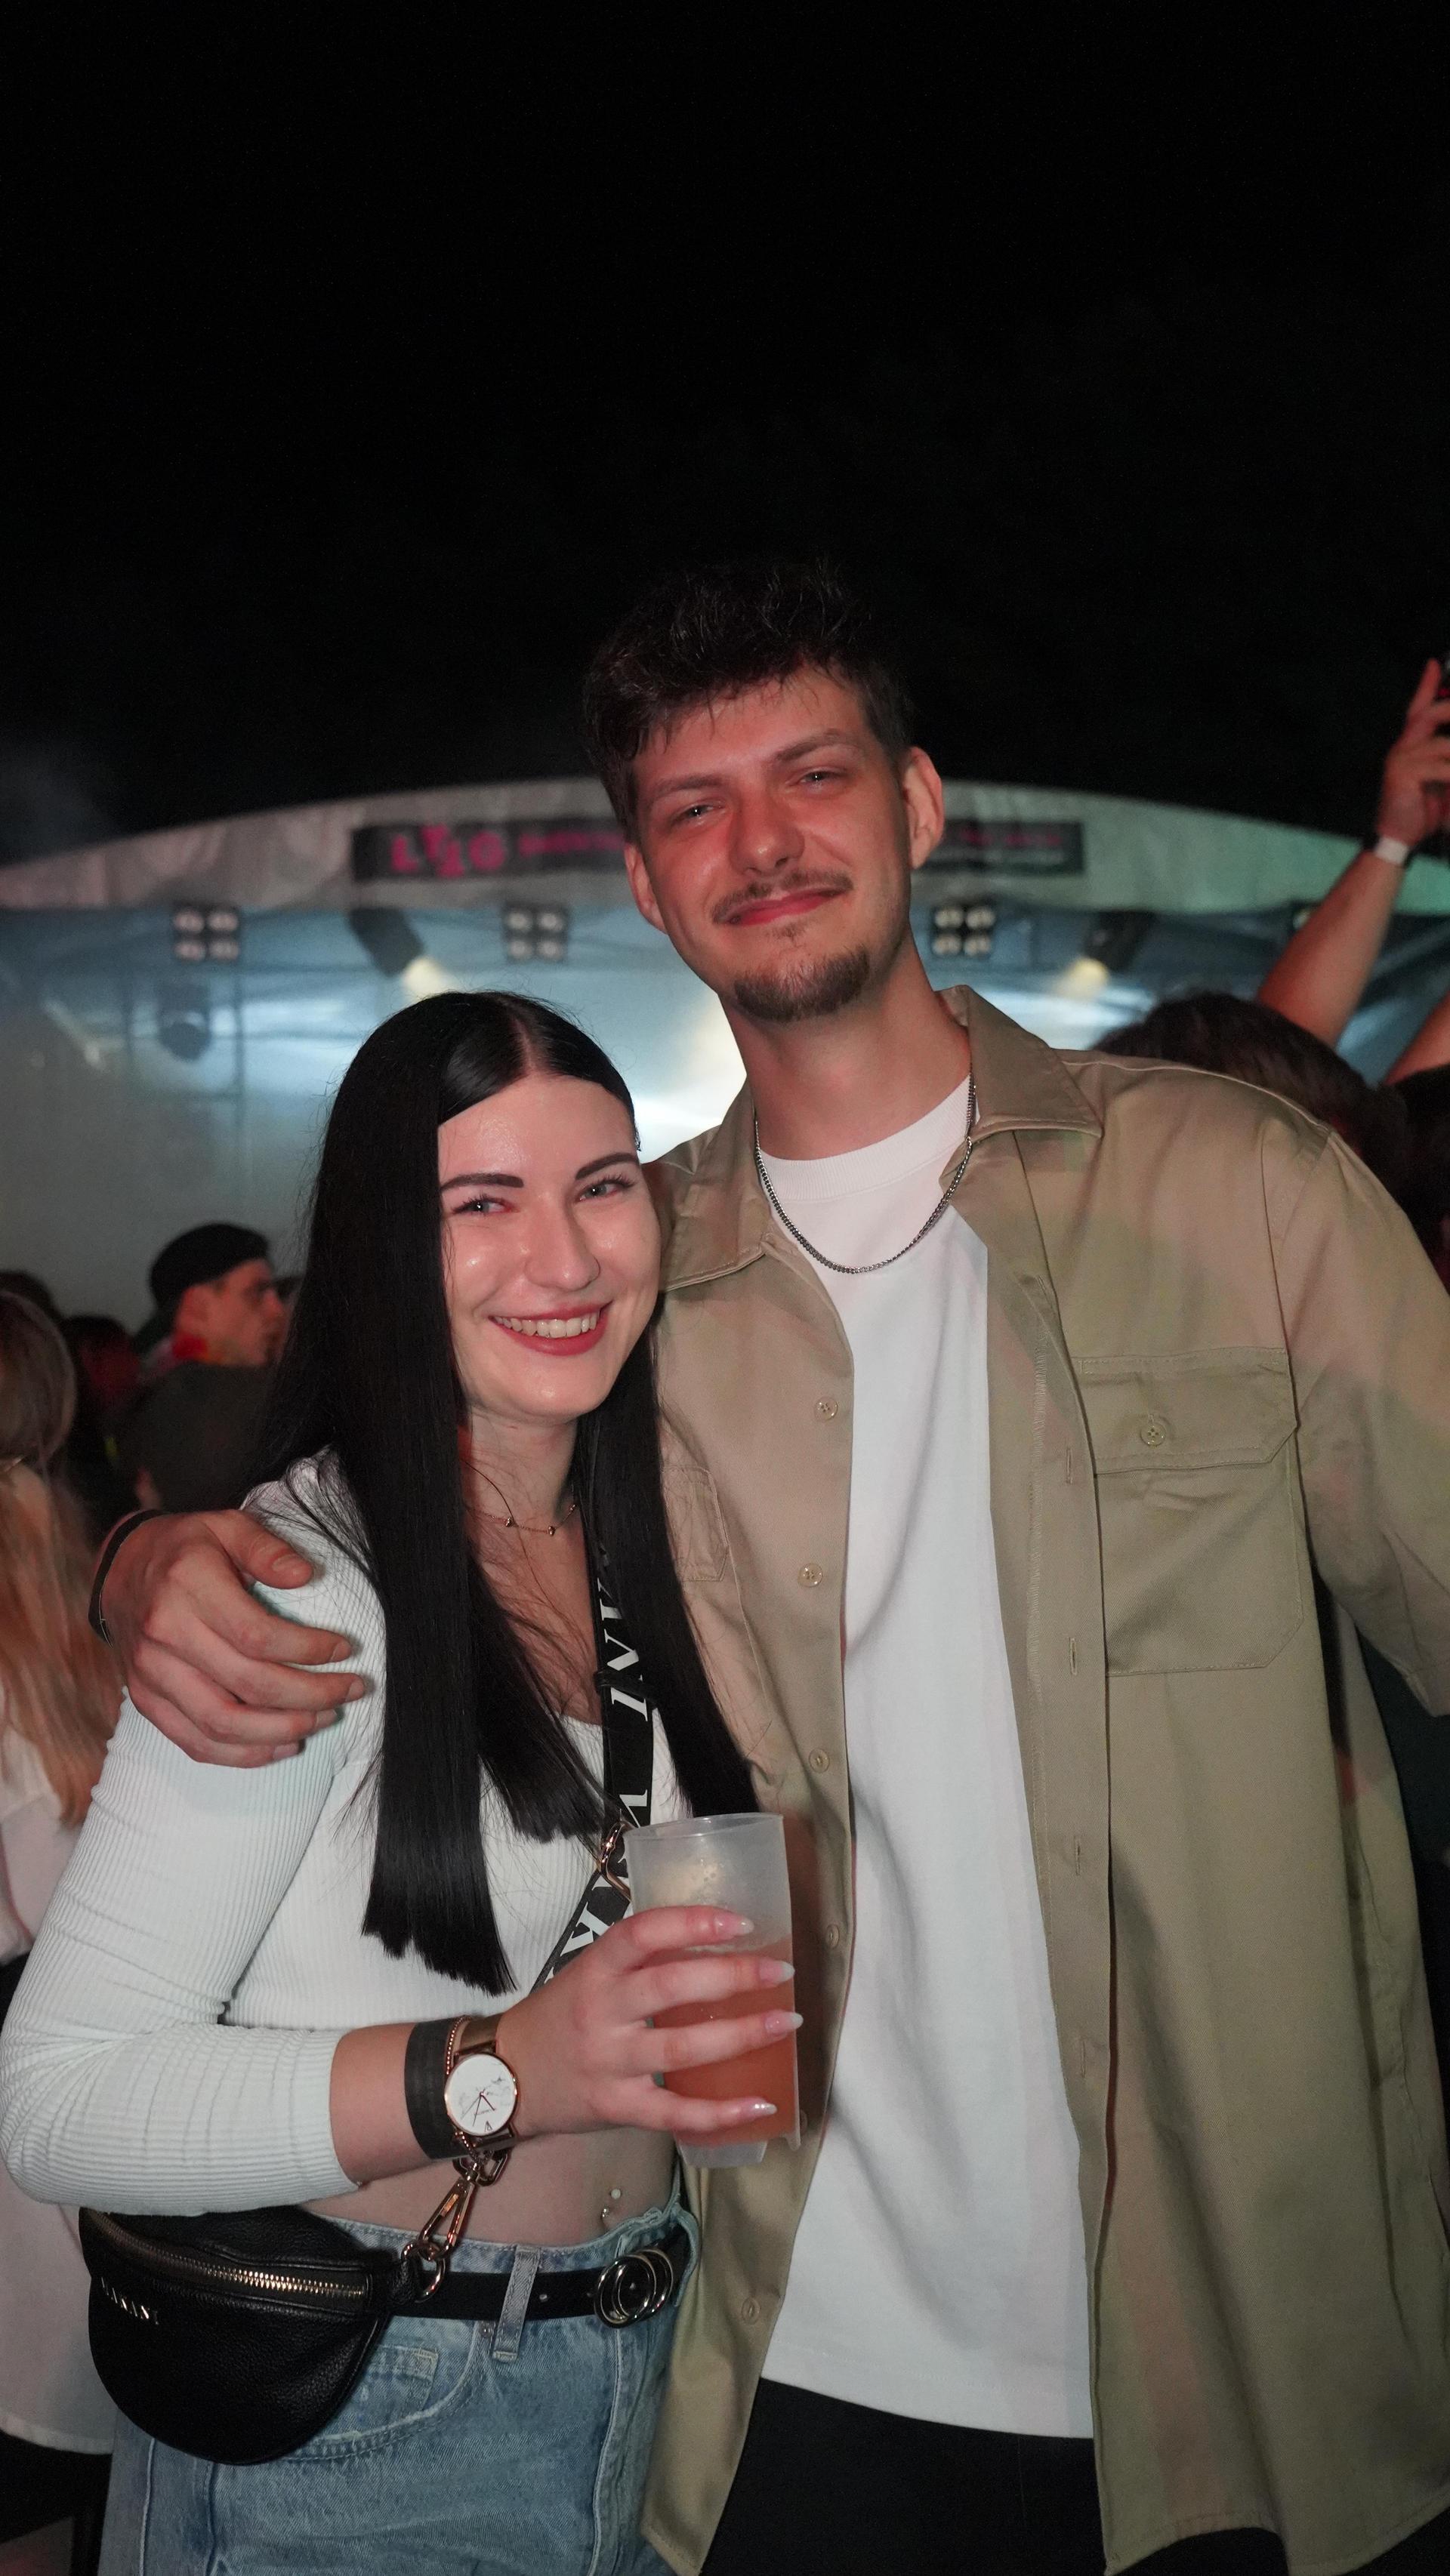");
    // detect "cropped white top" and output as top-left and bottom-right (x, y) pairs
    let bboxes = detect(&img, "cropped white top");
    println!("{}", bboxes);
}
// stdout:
(0, 1459), (683, 2215)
